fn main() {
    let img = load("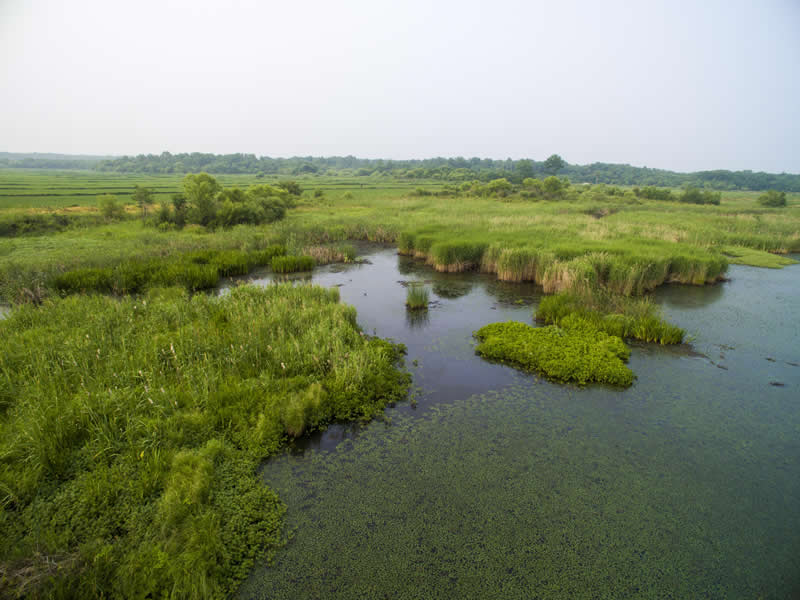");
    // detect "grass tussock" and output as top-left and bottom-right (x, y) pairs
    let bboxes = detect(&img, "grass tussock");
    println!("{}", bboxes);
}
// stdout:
(0, 284), (409, 598)
(474, 321), (633, 387)
(271, 255), (315, 273)
(536, 292), (685, 344)
(405, 285), (429, 310)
